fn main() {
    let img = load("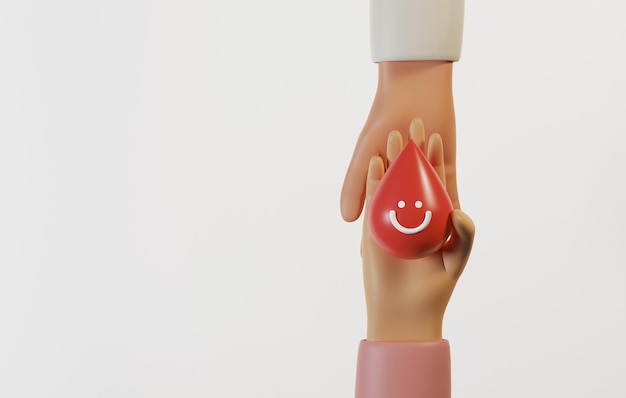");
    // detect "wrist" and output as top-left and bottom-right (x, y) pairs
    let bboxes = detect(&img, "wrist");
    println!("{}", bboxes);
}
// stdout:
(377, 61), (454, 98)
(367, 313), (443, 342)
